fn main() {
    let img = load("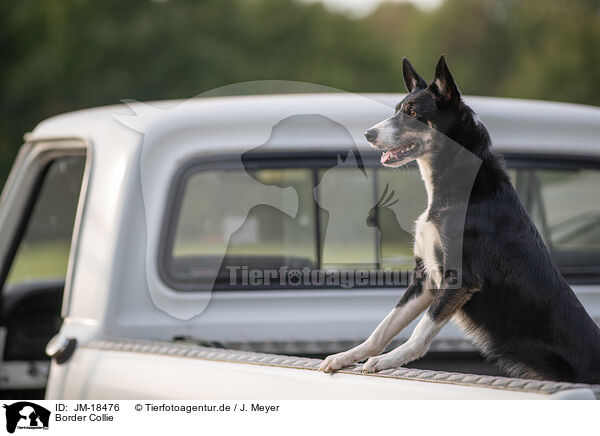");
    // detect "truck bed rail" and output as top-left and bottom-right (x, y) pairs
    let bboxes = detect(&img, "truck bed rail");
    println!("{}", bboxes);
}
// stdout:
(87, 338), (600, 398)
